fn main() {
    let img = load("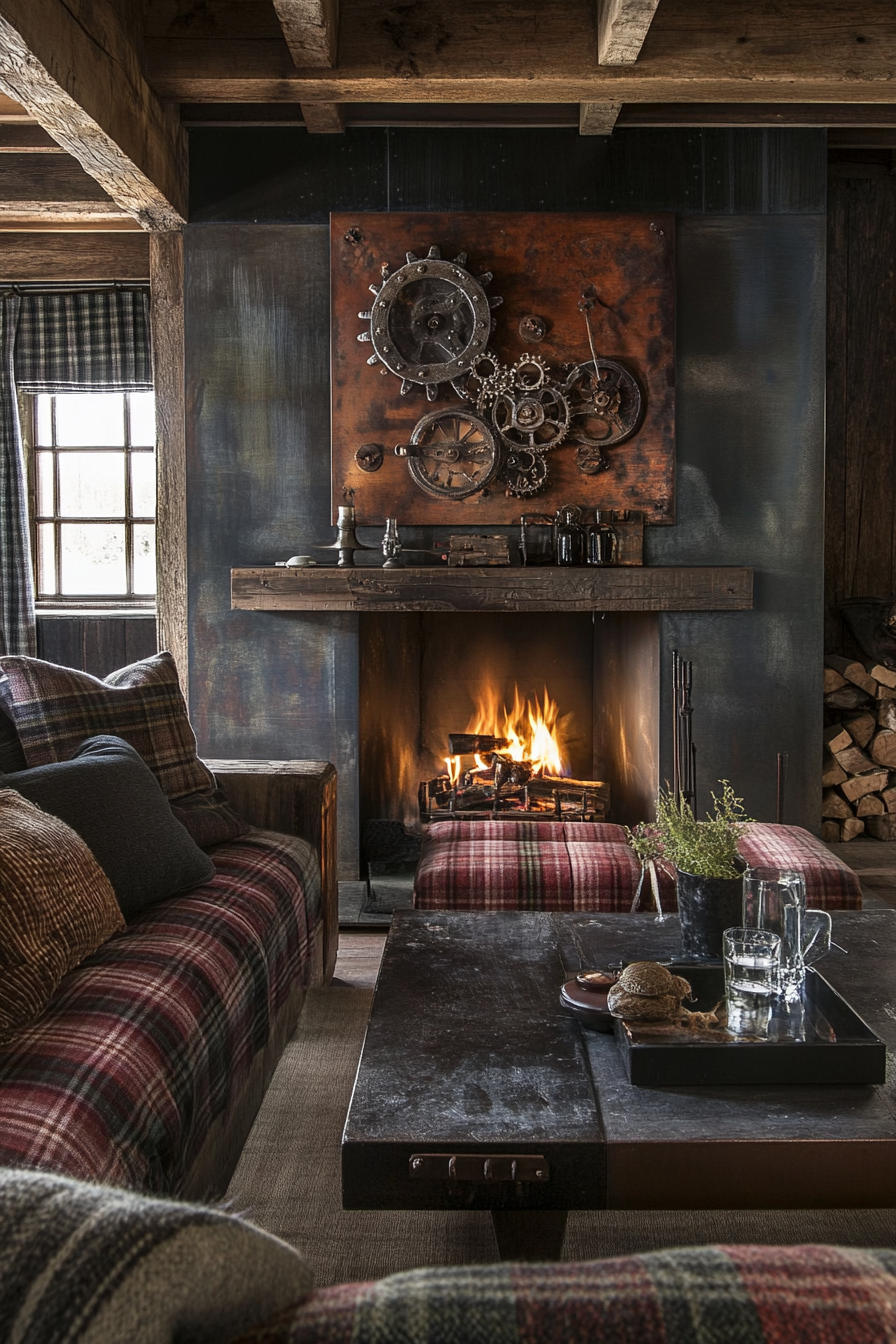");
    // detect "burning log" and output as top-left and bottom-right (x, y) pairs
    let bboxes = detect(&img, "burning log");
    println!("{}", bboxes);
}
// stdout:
(448, 733), (509, 755)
